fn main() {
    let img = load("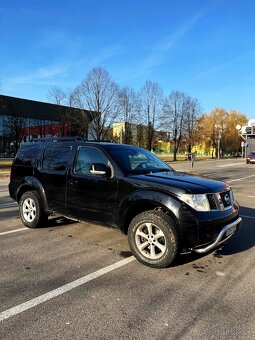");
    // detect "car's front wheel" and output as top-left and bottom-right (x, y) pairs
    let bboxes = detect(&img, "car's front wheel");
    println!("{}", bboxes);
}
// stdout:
(128, 210), (179, 268)
(19, 191), (48, 228)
